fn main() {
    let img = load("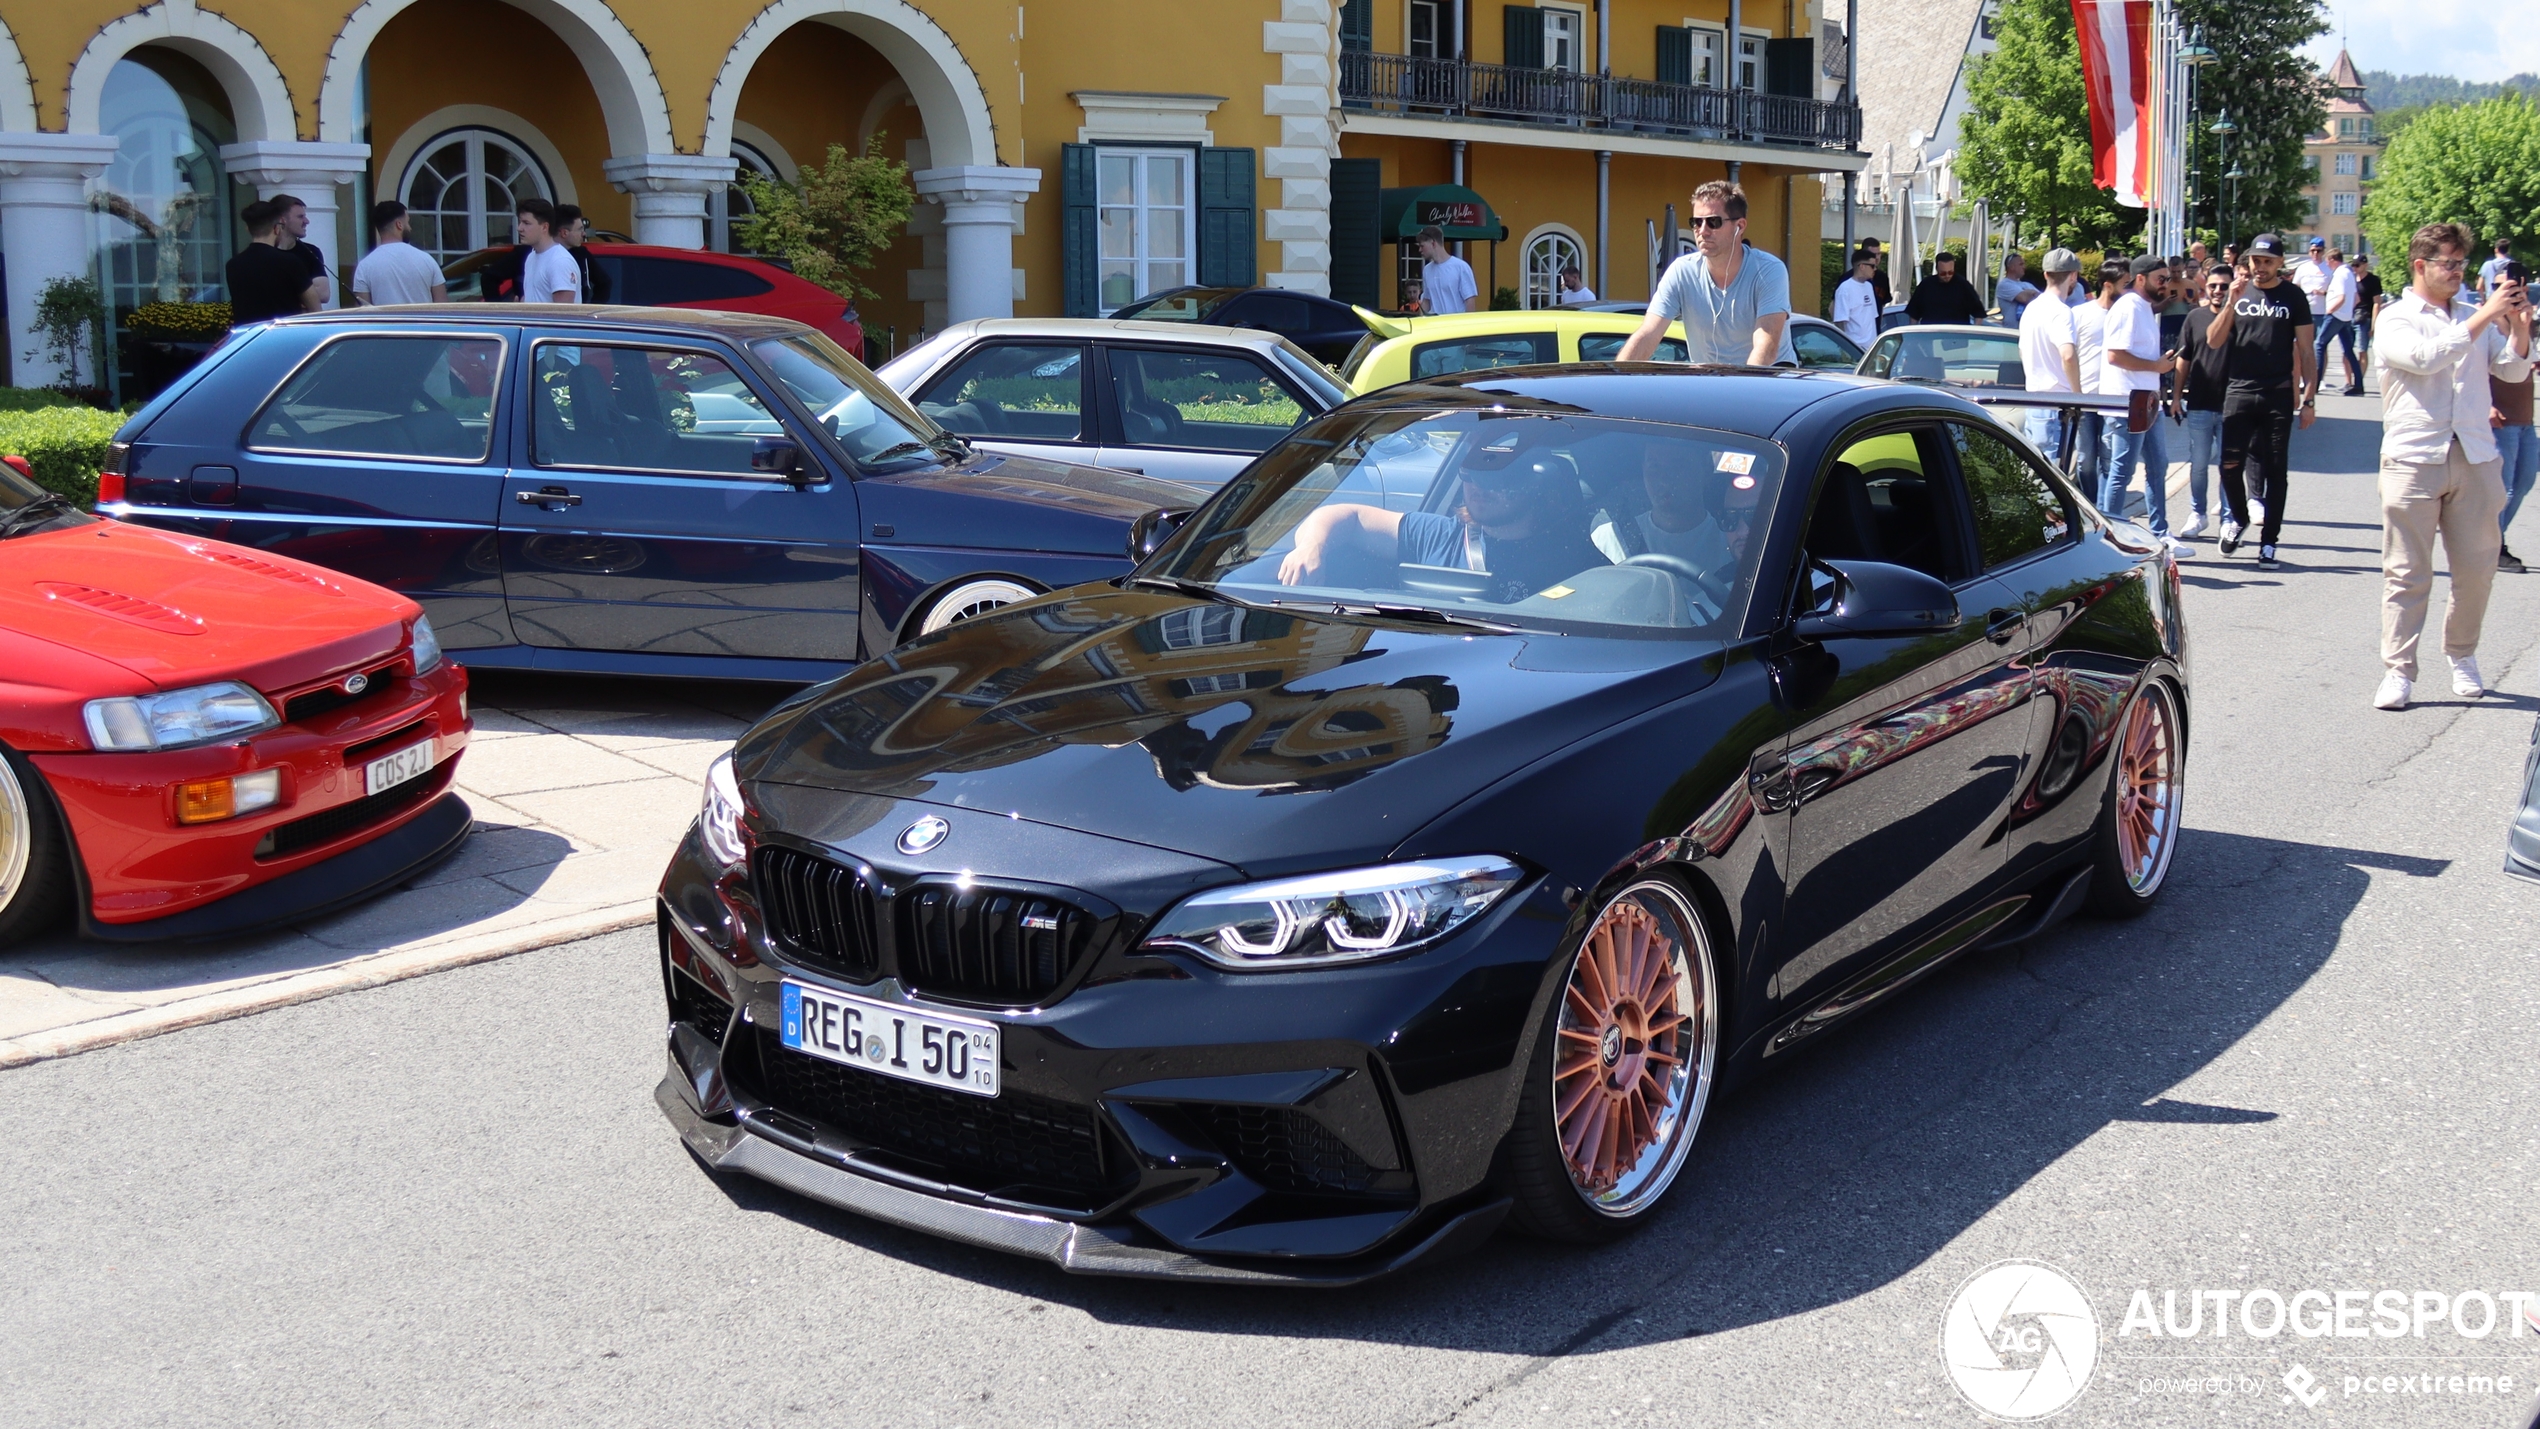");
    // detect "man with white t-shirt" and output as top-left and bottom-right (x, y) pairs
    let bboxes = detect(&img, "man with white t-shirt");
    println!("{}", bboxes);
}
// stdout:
(2063, 258), (2123, 490)
(1415, 226), (1477, 314)
(2100, 255), (2188, 550)
(2019, 248), (2085, 465)
(349, 200), (448, 306)
(2311, 248), (2363, 394)
(516, 198), (580, 304)
(1831, 249), (1881, 346)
